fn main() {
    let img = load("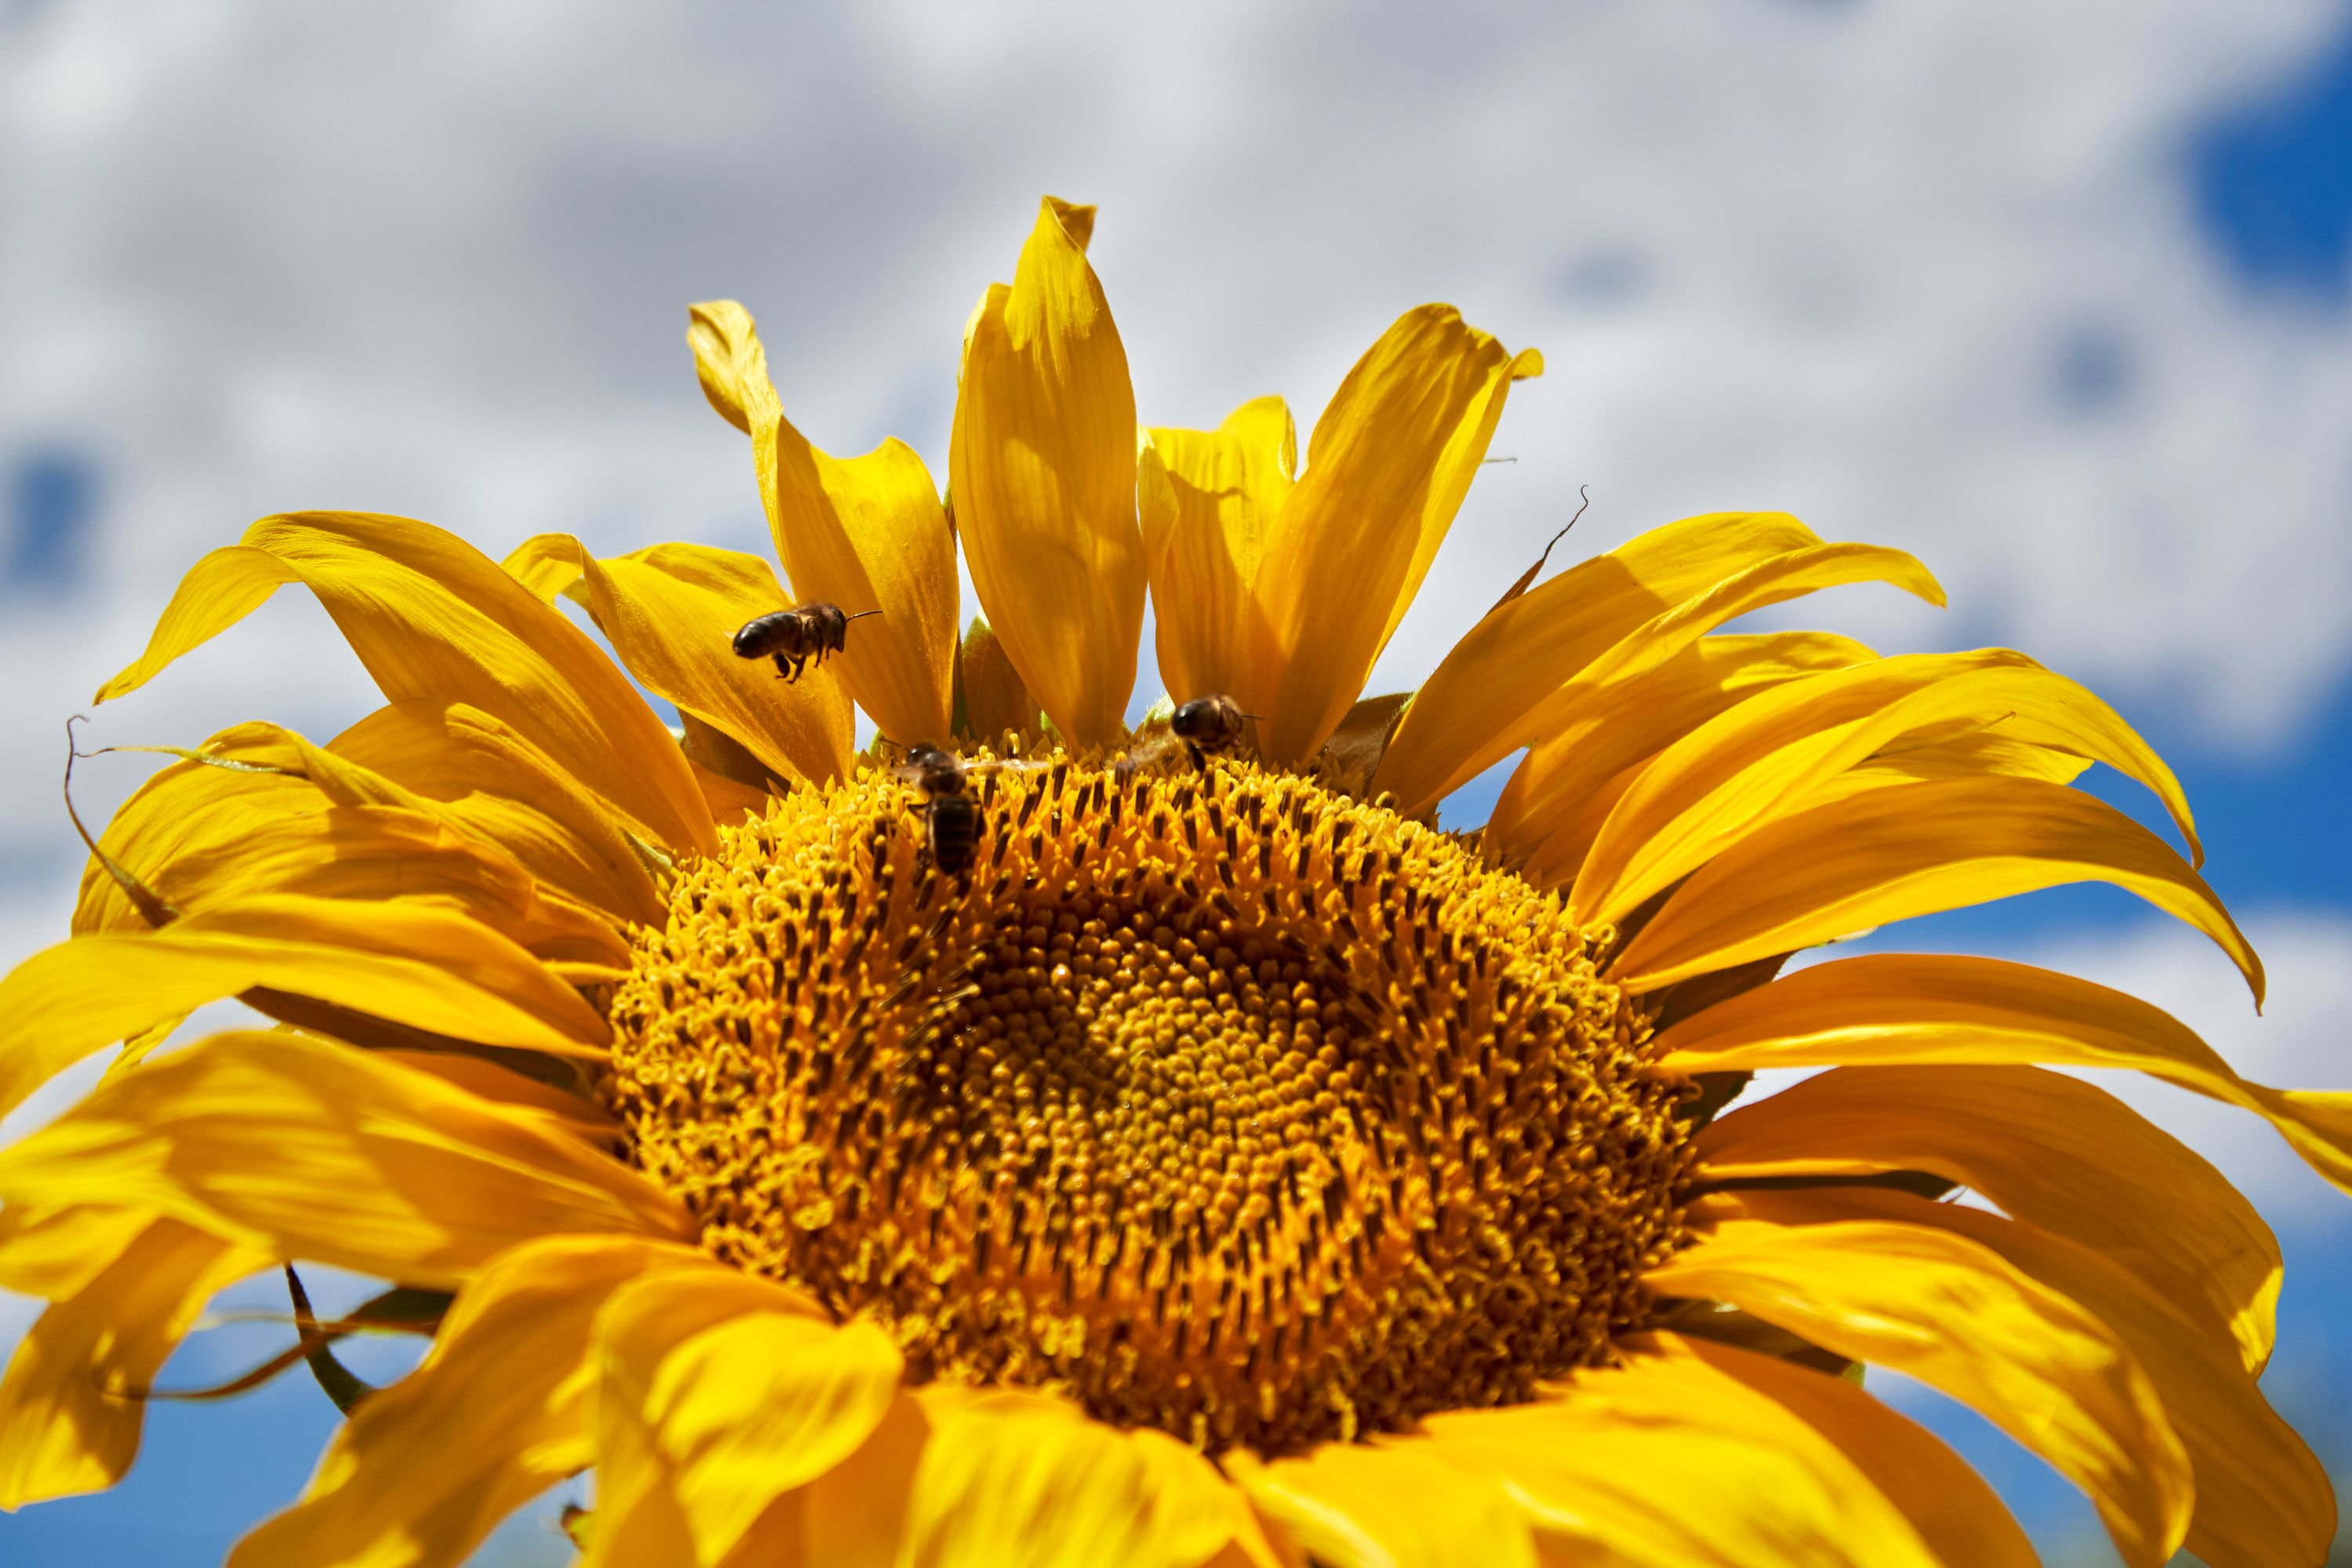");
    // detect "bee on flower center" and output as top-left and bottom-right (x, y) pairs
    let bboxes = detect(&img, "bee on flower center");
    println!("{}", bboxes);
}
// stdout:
(898, 742), (986, 877)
